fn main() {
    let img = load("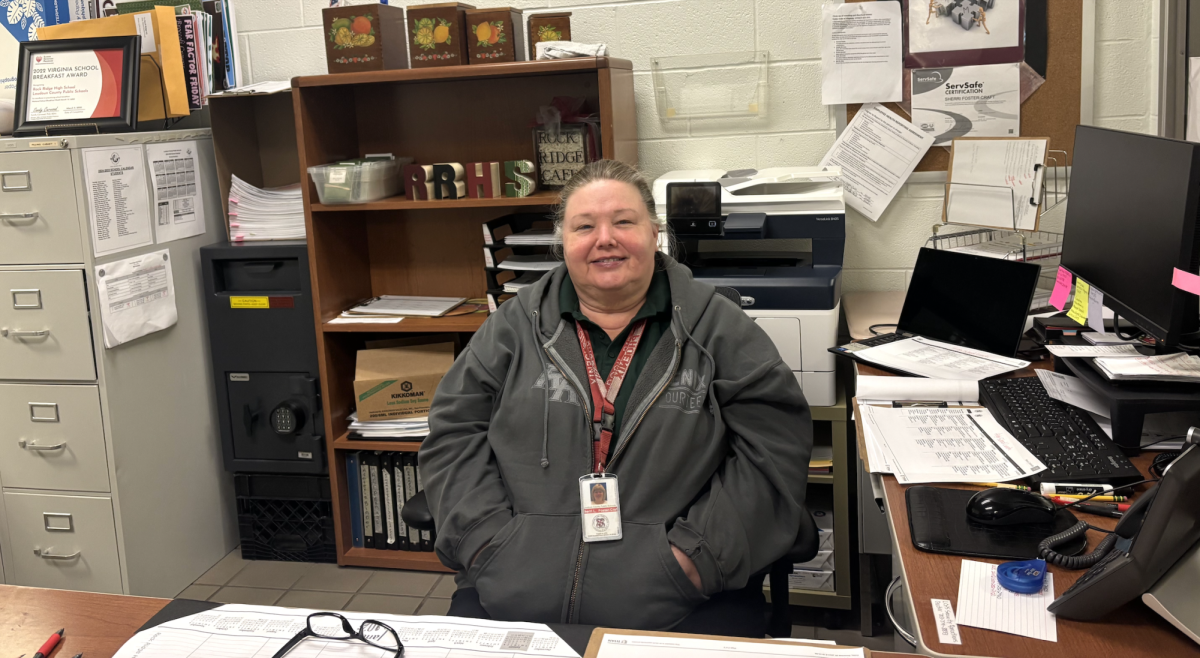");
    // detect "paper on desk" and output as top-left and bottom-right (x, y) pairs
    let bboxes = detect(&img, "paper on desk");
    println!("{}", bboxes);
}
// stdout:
(857, 375), (979, 403)
(1084, 332), (1141, 345)
(860, 406), (1045, 484)
(112, 603), (579, 658)
(855, 336), (1029, 380)
(819, 103), (934, 222)
(931, 599), (962, 645)
(145, 140), (207, 245)
(956, 559), (1057, 642)
(94, 249), (178, 349)
(820, 0), (902, 105)
(1045, 344), (1142, 358)
(1035, 370), (1110, 418)
(595, 633), (863, 658)
(945, 138), (1046, 230)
